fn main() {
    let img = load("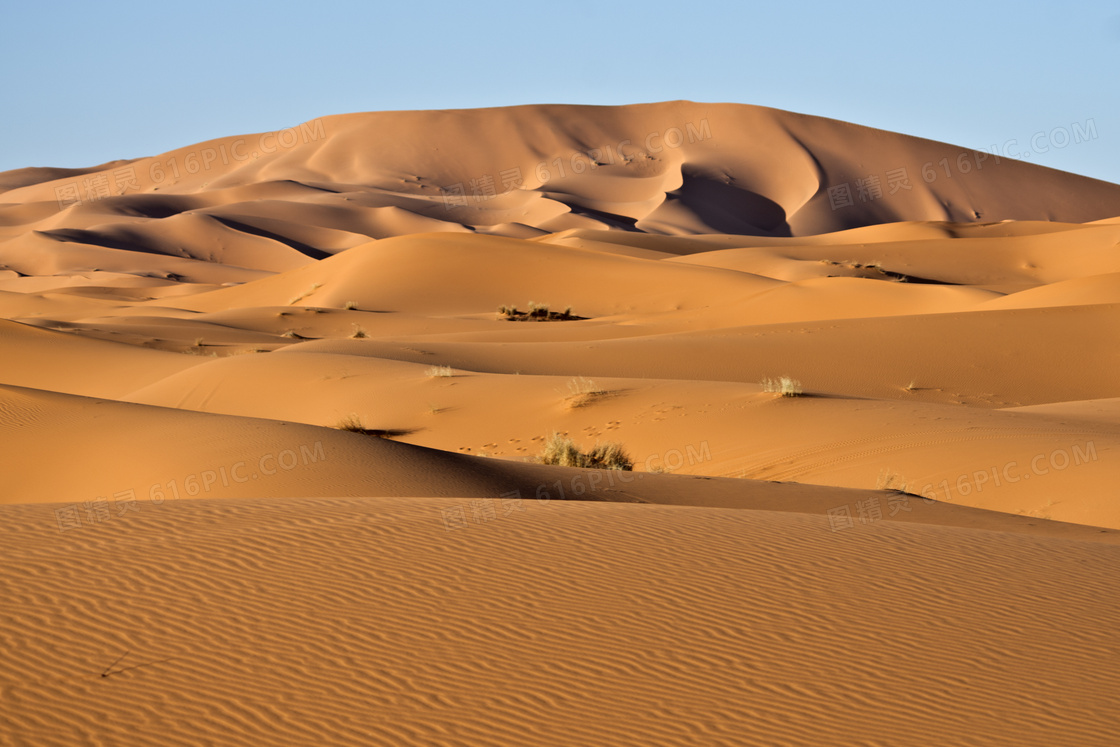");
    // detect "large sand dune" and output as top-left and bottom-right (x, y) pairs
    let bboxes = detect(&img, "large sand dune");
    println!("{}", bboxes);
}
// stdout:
(2, 101), (1118, 745)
